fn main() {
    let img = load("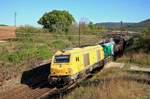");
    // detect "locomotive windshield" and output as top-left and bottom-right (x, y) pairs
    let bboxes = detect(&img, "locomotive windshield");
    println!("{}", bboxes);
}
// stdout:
(54, 55), (70, 63)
